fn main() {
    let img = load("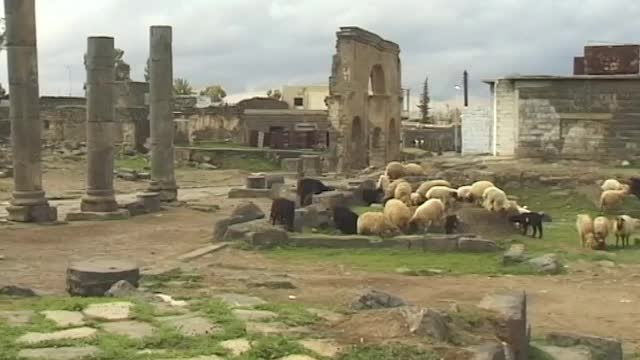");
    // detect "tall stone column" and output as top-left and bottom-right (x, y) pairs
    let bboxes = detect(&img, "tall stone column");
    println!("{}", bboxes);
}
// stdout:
(80, 37), (118, 213)
(148, 26), (177, 201)
(4, 0), (57, 222)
